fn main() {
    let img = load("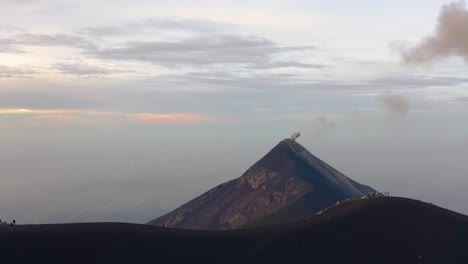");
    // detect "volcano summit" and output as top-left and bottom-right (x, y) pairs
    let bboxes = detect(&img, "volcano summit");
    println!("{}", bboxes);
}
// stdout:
(148, 138), (376, 229)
